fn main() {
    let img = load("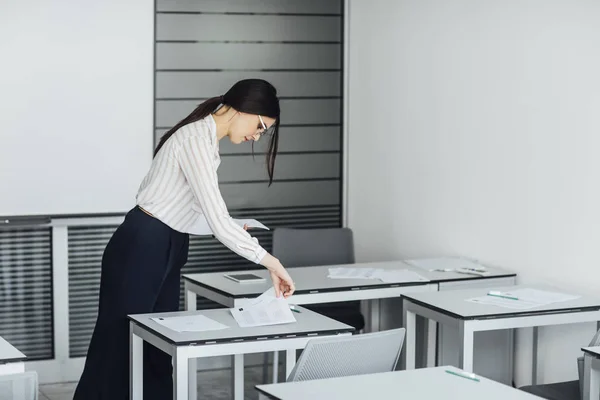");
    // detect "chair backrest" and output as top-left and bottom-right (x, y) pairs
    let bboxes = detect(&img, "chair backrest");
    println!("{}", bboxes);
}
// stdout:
(272, 227), (355, 267)
(0, 371), (38, 400)
(577, 328), (600, 399)
(286, 328), (405, 382)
